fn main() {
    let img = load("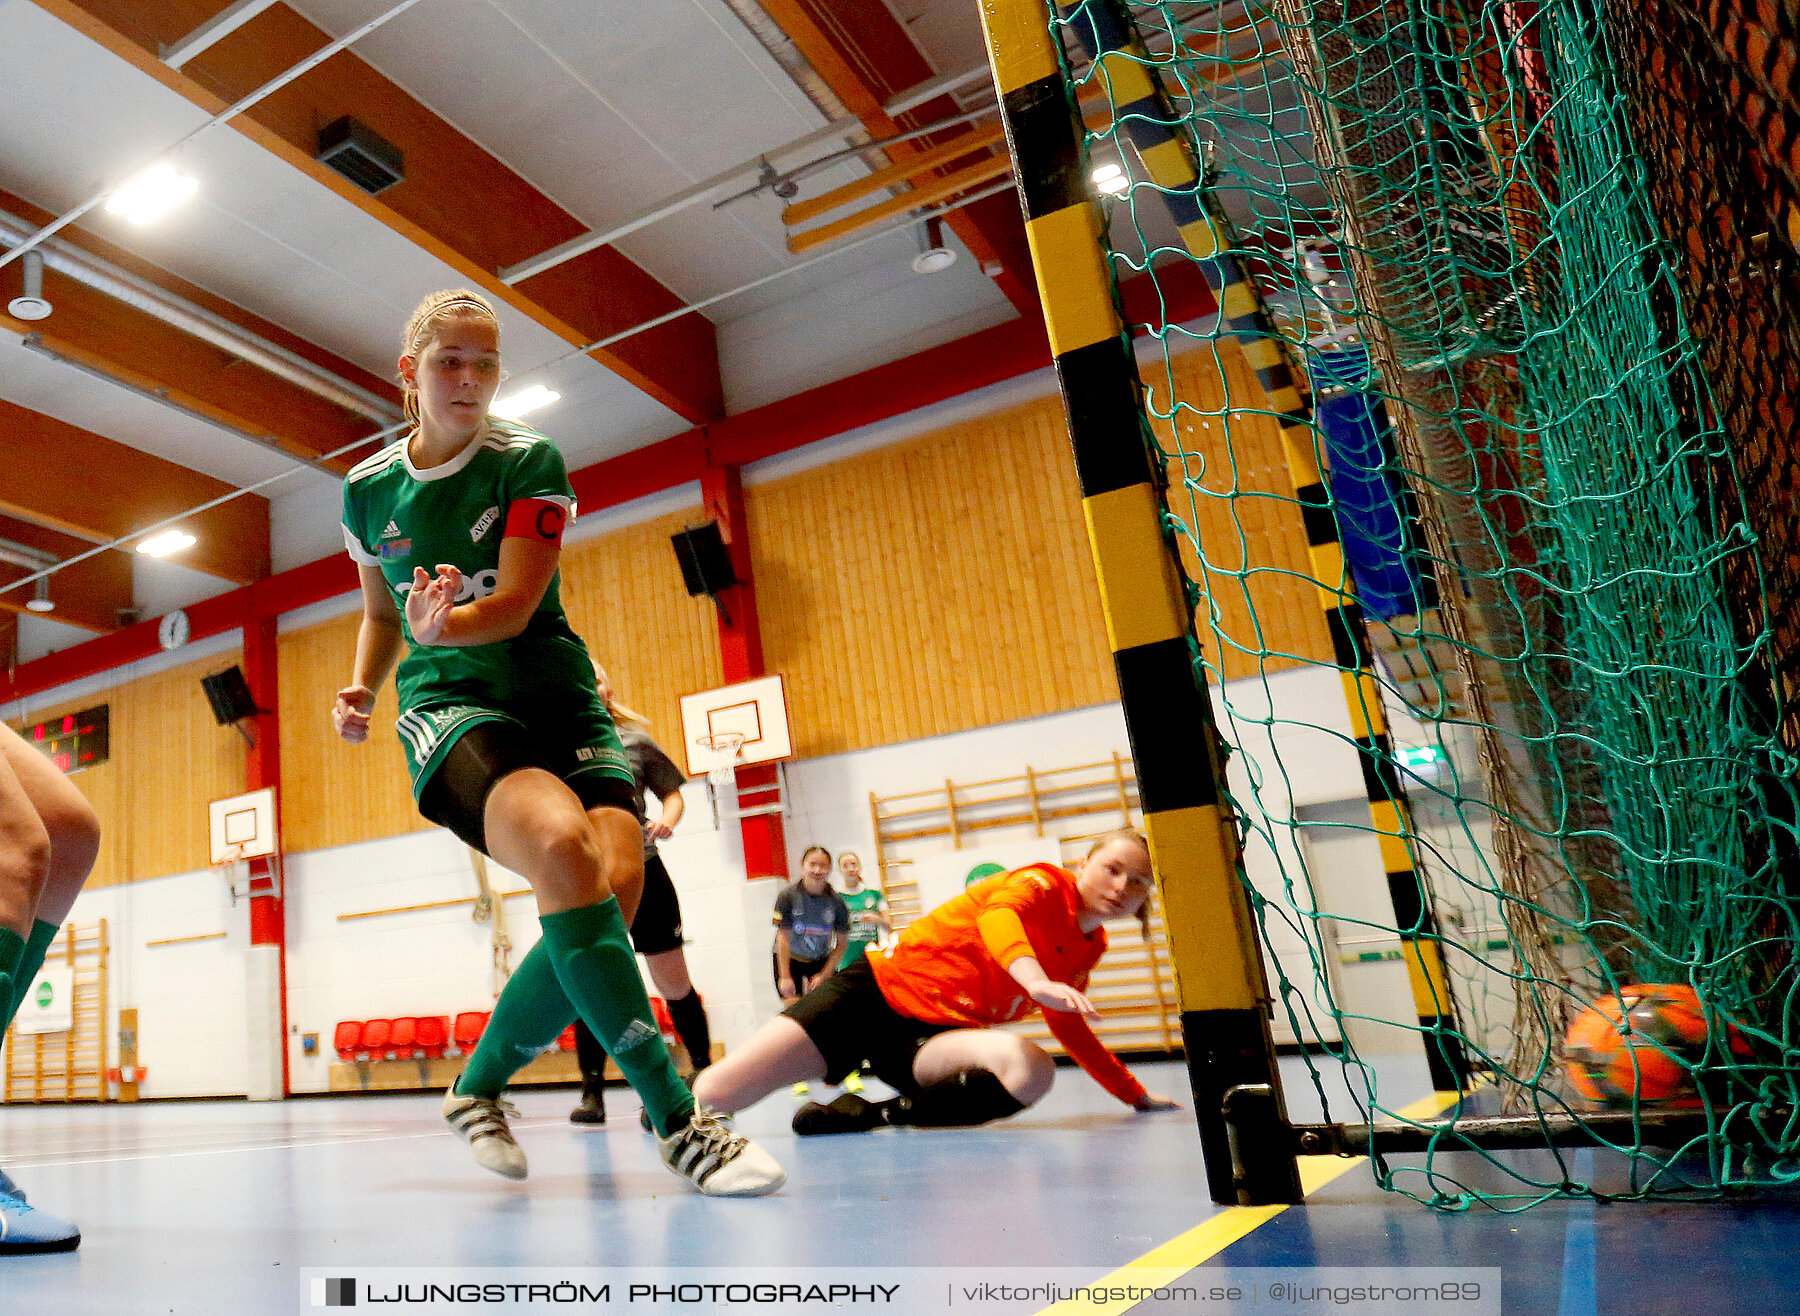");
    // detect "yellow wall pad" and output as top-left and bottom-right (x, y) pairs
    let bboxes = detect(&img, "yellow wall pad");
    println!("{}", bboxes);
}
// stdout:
(1028, 205), (1121, 356)
(1084, 484), (1189, 651)
(1031, 1090), (1466, 1316)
